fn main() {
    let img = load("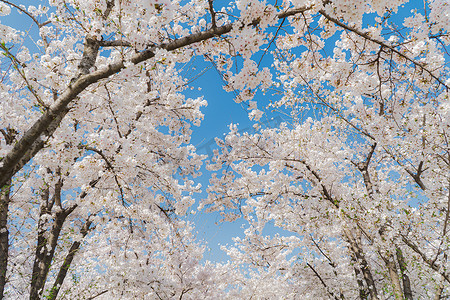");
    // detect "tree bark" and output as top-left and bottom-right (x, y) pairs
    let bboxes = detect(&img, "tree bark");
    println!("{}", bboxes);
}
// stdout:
(47, 220), (92, 300)
(29, 207), (75, 300)
(396, 248), (413, 300)
(385, 255), (403, 299)
(344, 228), (379, 300)
(29, 179), (76, 300)
(0, 182), (10, 298)
(0, 5), (313, 189)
